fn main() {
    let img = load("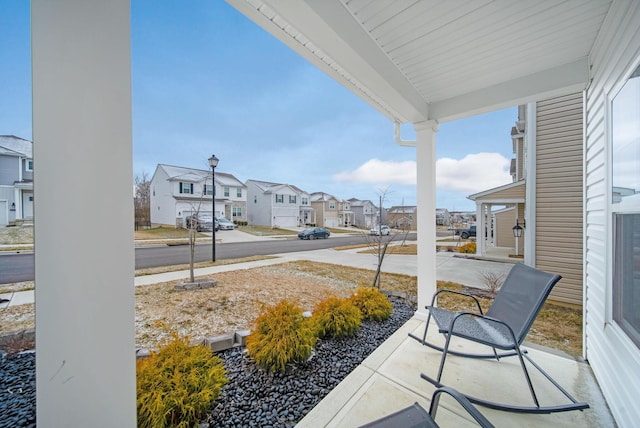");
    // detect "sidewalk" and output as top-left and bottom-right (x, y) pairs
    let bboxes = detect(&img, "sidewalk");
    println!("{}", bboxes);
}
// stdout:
(1, 245), (514, 308)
